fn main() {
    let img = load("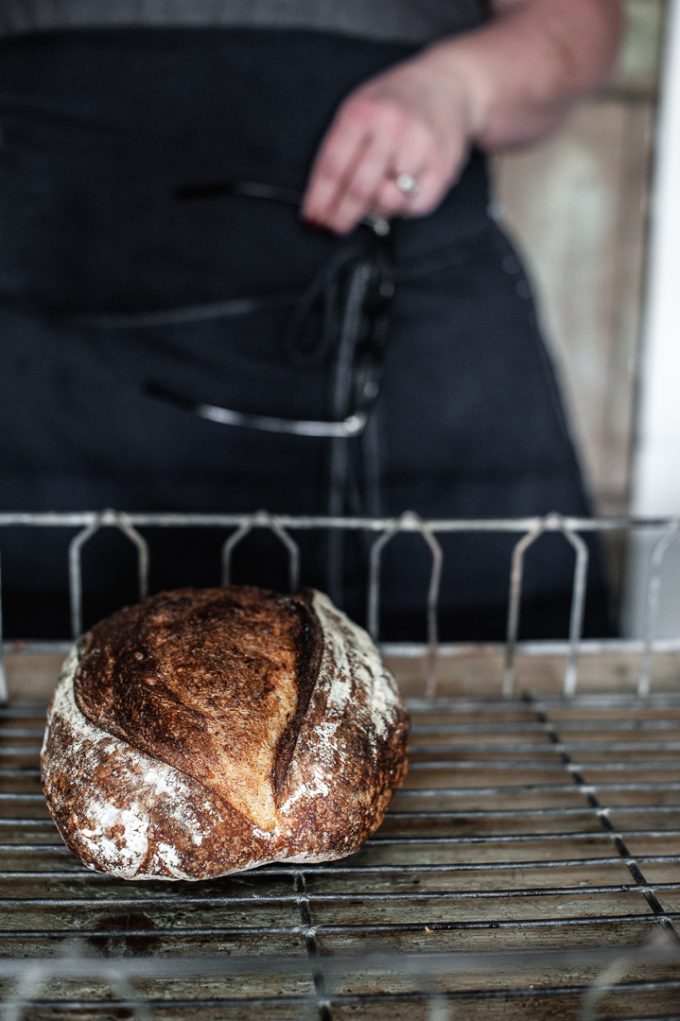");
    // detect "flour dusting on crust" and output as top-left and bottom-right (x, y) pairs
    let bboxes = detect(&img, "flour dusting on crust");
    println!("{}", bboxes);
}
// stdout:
(42, 647), (213, 879)
(311, 591), (402, 741)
